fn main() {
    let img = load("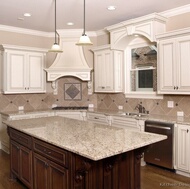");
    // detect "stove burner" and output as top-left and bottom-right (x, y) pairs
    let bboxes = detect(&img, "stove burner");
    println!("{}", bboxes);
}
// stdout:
(52, 106), (88, 110)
